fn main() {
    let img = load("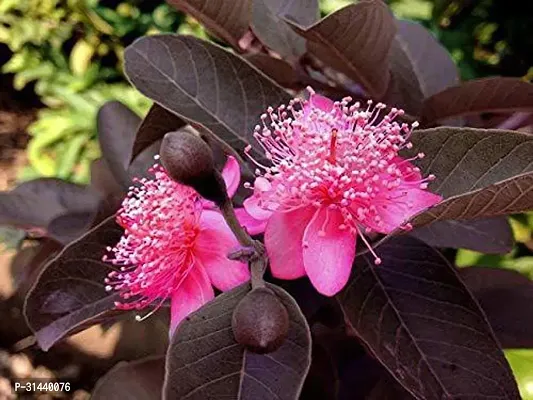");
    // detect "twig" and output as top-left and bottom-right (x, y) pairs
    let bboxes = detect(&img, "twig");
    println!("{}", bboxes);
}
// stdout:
(219, 192), (267, 288)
